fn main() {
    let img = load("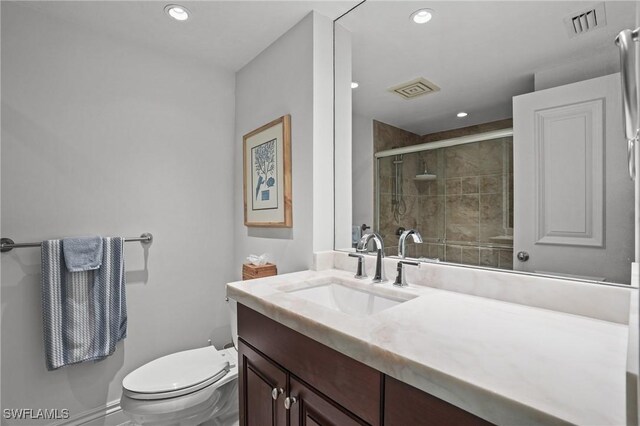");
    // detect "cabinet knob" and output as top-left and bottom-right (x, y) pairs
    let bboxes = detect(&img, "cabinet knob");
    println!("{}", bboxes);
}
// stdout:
(284, 396), (297, 410)
(516, 251), (530, 262)
(271, 388), (283, 400)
